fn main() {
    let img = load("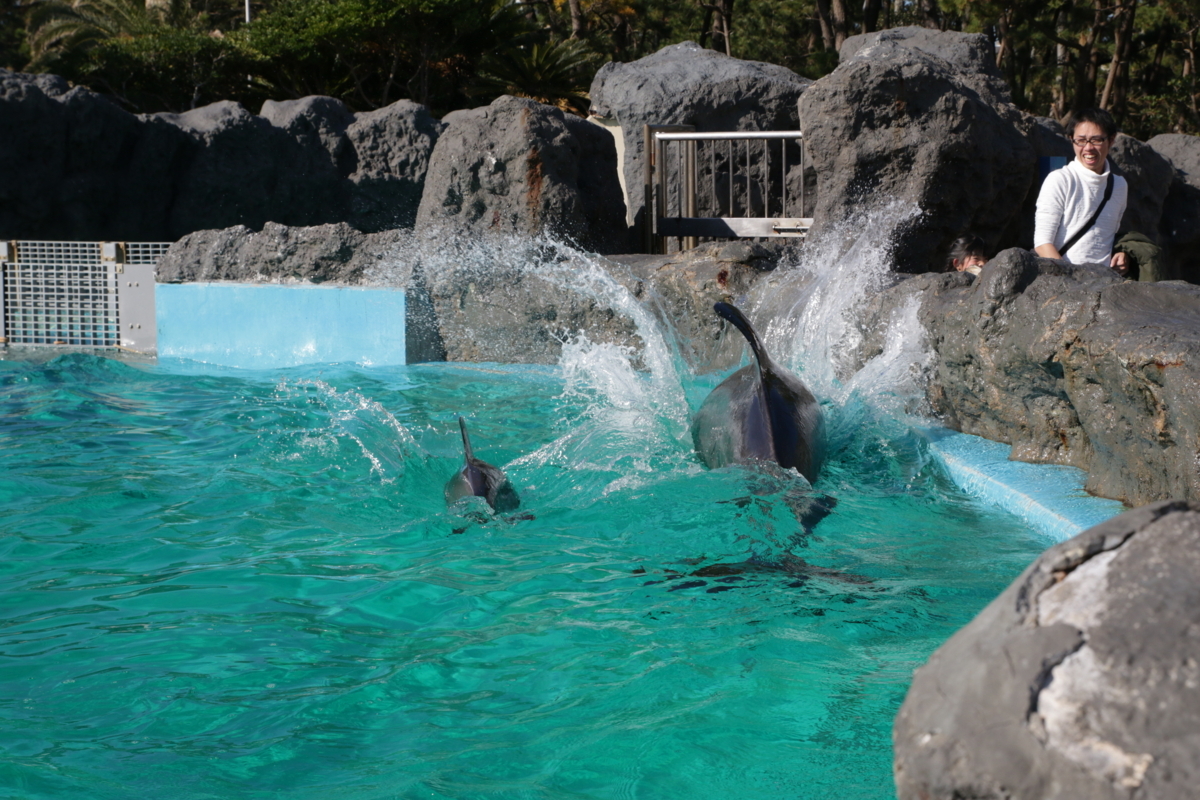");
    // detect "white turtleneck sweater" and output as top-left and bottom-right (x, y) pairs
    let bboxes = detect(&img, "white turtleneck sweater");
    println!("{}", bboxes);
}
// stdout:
(1034, 158), (1128, 265)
